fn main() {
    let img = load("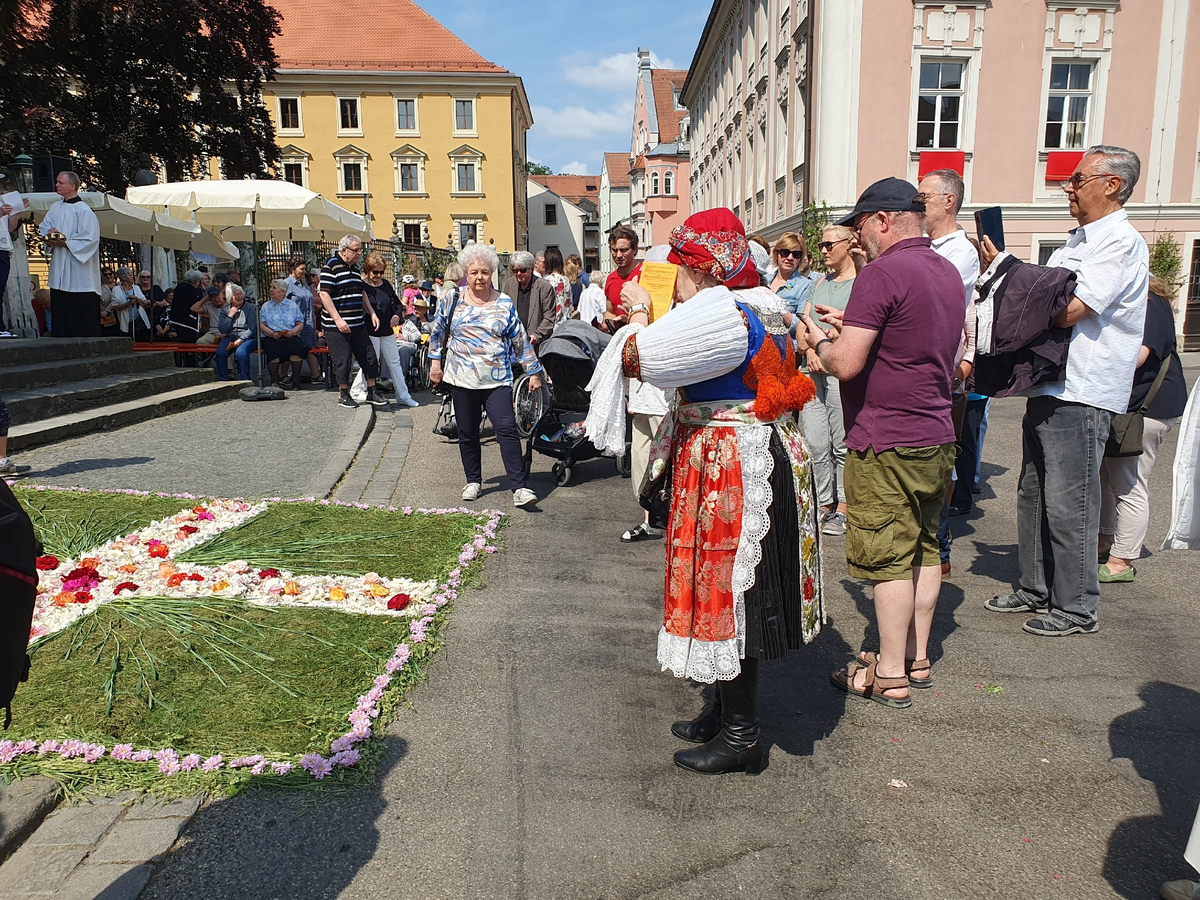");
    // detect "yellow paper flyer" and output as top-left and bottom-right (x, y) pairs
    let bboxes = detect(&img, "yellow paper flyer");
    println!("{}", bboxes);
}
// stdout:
(637, 262), (677, 322)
